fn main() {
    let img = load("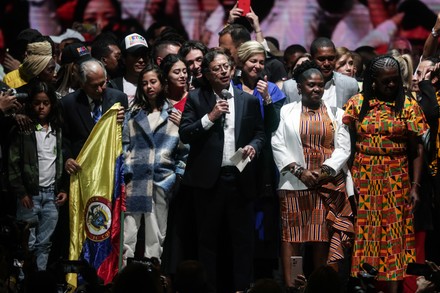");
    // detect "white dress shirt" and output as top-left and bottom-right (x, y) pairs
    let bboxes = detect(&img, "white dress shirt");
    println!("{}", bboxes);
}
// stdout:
(201, 83), (236, 166)
(35, 124), (57, 187)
